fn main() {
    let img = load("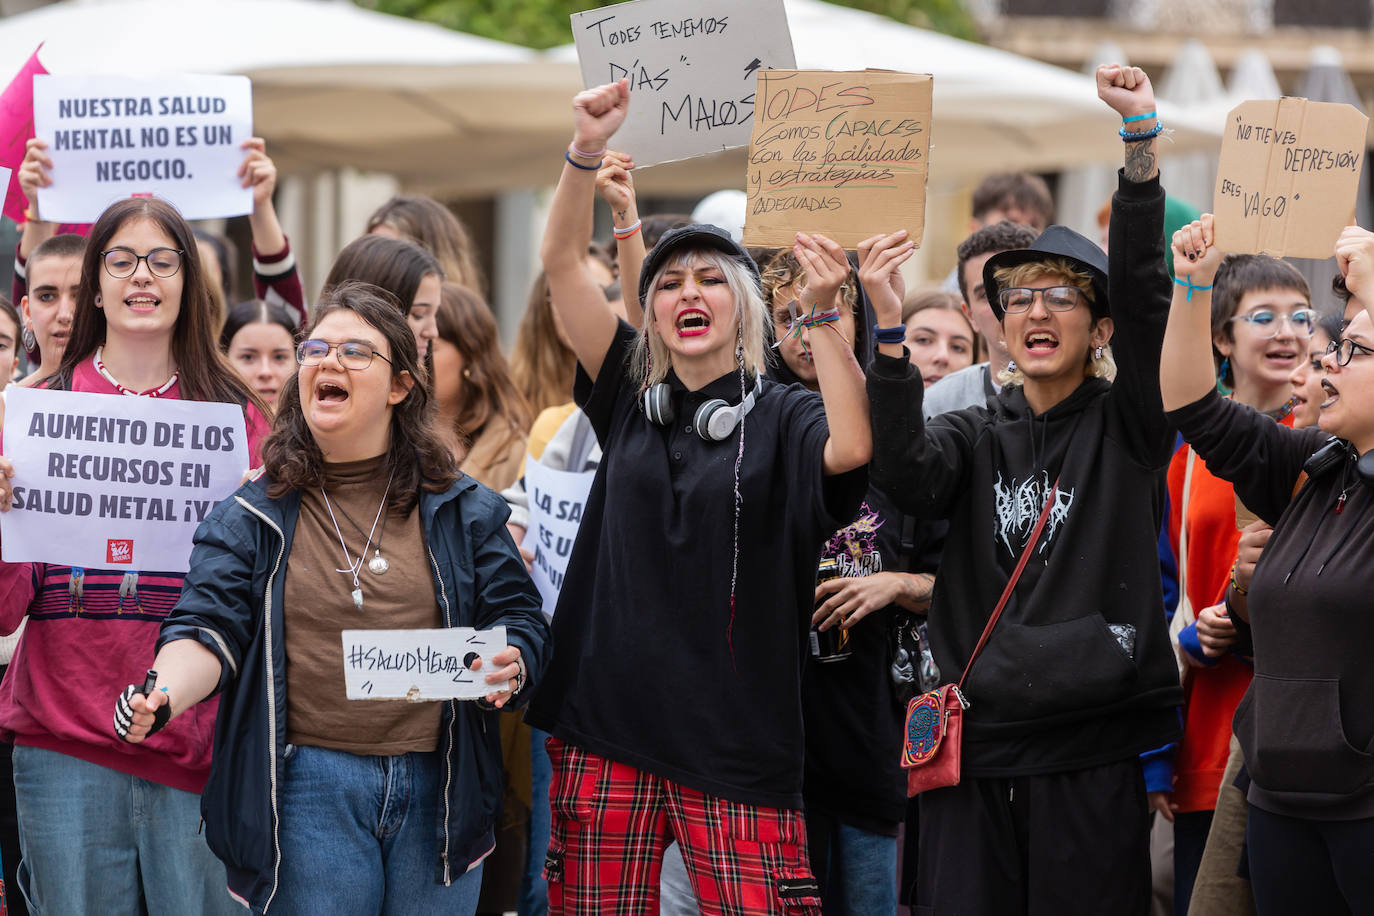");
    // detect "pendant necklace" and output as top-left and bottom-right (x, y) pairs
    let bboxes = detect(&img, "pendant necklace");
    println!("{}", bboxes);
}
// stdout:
(94, 346), (179, 397)
(331, 495), (392, 575)
(320, 469), (394, 610)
